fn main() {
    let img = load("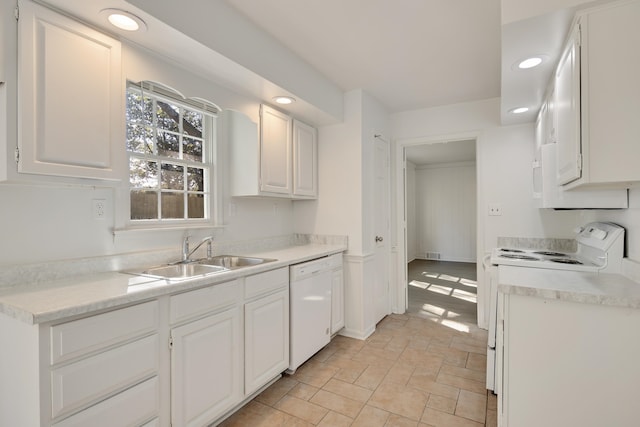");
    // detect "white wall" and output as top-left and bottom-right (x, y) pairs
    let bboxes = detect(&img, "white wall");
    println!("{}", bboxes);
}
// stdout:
(294, 89), (390, 339)
(393, 99), (594, 257)
(392, 98), (640, 268)
(413, 162), (477, 262)
(0, 42), (296, 265)
(293, 90), (363, 253)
